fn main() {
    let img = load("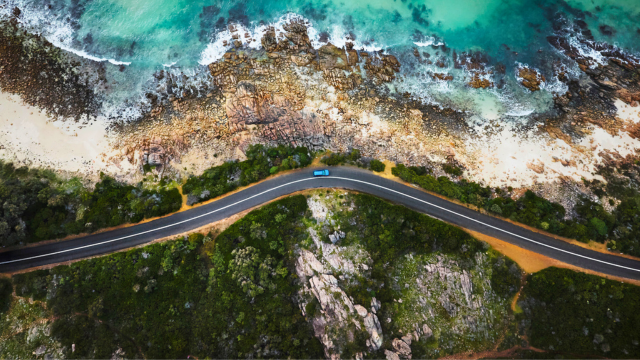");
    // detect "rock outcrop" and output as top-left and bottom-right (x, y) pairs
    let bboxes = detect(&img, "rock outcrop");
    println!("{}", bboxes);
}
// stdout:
(296, 220), (382, 358)
(392, 337), (412, 358)
(363, 311), (384, 350)
(468, 72), (493, 89)
(518, 67), (545, 92)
